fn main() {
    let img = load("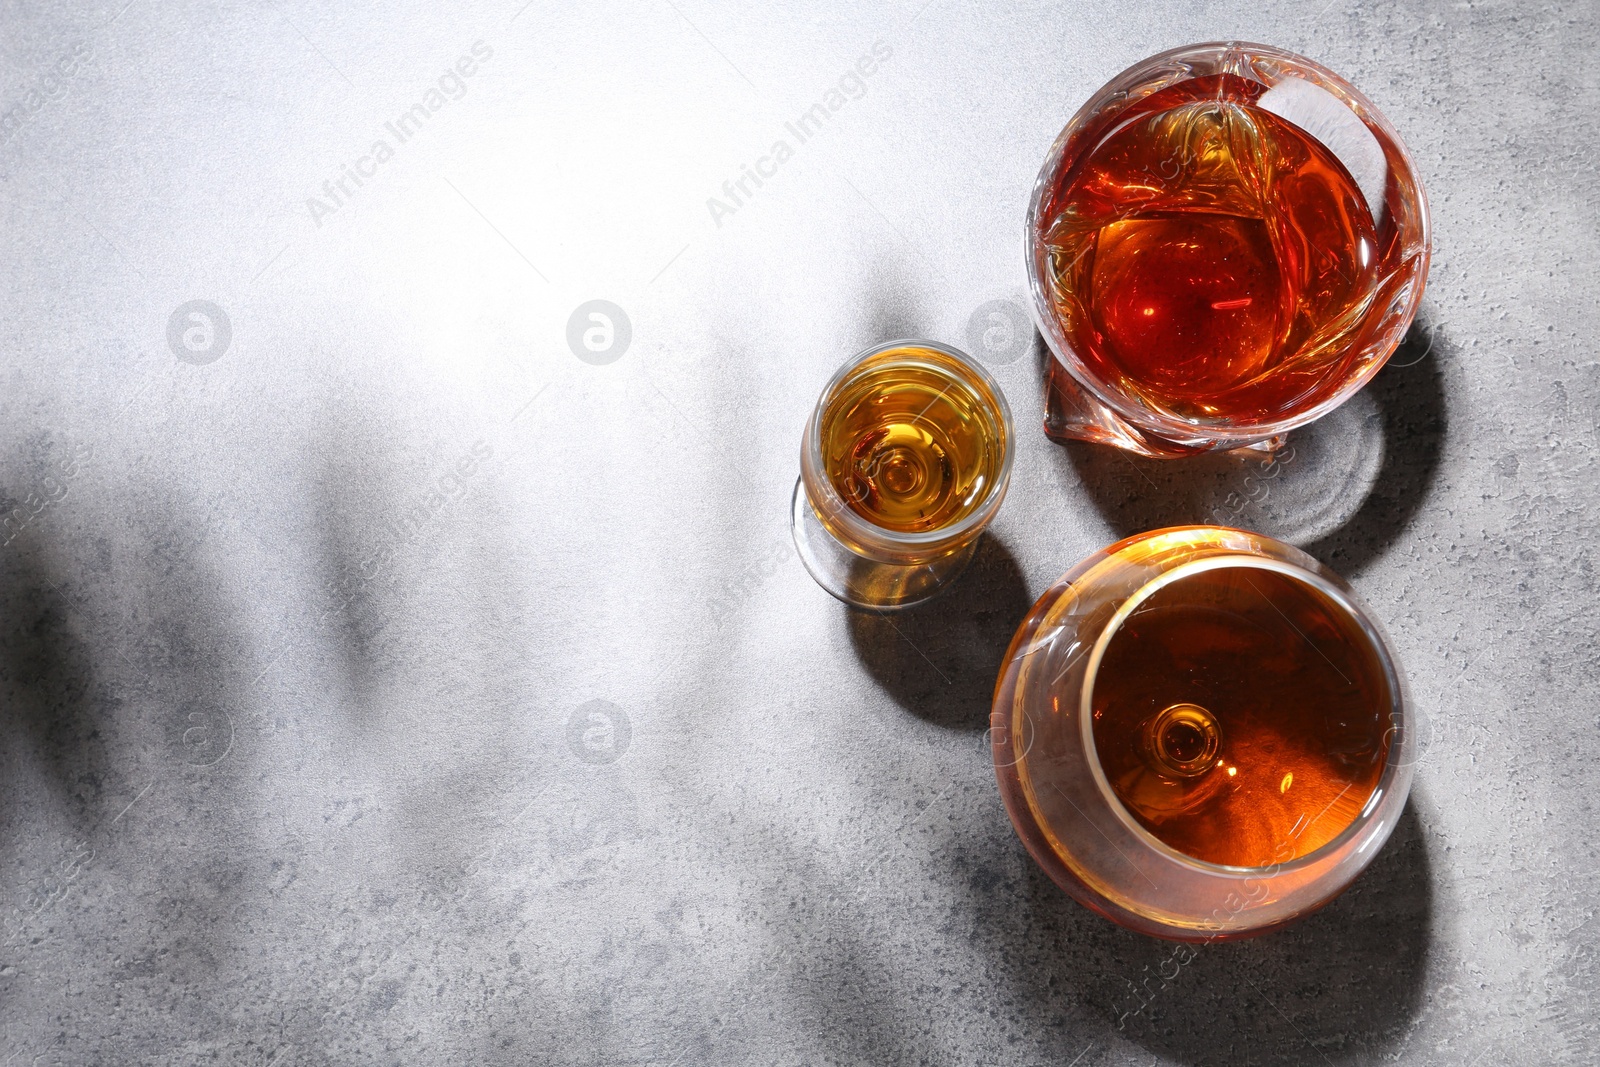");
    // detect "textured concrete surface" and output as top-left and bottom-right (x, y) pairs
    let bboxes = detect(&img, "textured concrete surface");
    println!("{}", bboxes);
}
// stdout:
(0, 1), (1595, 1064)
